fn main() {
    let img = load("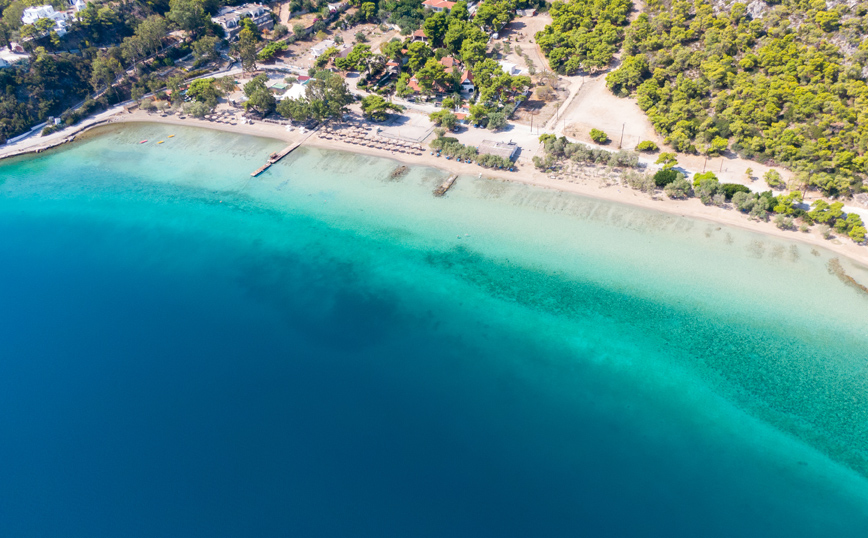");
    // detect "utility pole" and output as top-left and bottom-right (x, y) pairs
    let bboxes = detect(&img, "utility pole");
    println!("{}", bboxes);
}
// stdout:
(702, 154), (708, 173)
(618, 122), (625, 148)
